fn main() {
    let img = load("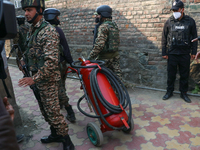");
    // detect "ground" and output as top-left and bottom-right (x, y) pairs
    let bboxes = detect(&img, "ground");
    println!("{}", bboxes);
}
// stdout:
(9, 65), (200, 150)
